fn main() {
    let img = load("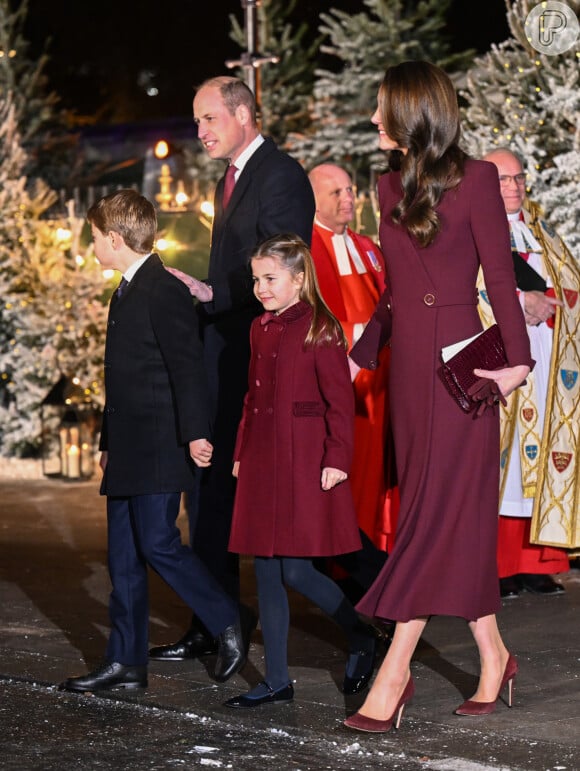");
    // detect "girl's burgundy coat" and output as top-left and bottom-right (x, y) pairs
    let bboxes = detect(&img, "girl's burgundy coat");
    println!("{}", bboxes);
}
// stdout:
(228, 301), (362, 557)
